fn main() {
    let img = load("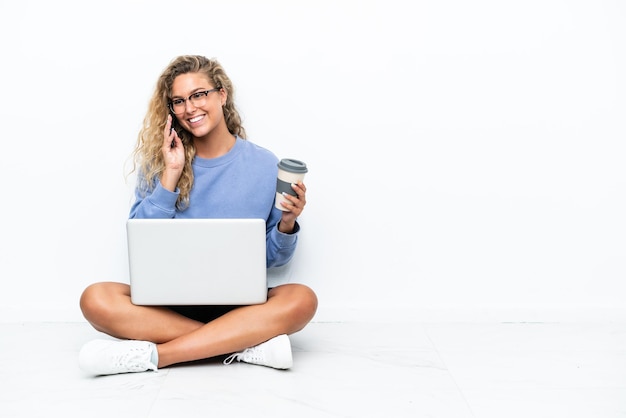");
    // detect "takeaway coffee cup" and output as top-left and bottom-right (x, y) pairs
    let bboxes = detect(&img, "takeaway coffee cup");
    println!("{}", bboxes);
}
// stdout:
(275, 158), (308, 211)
